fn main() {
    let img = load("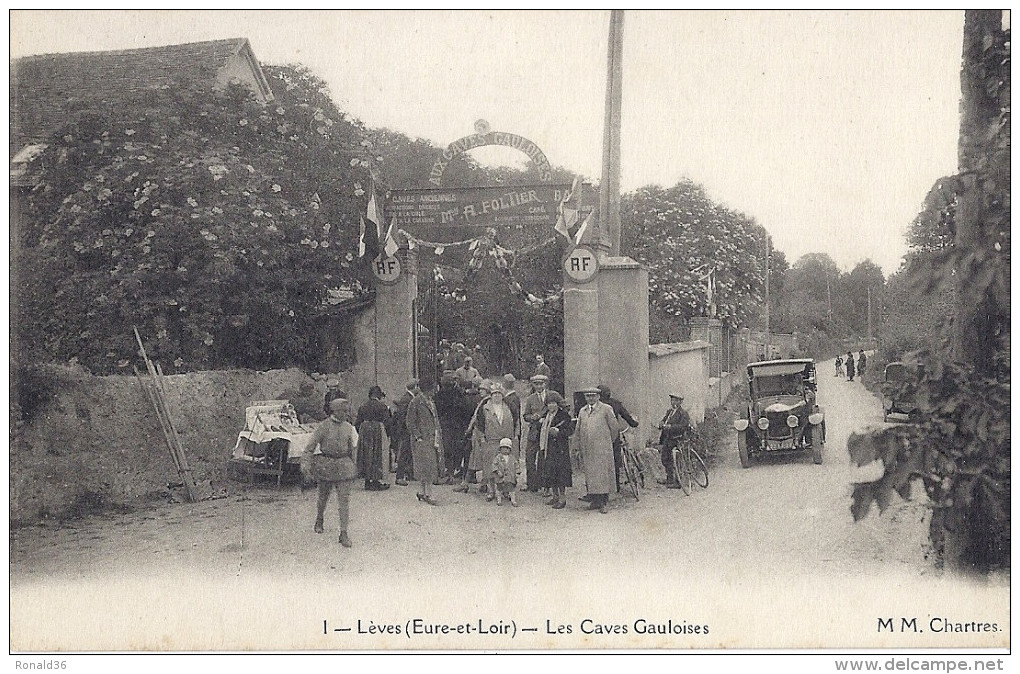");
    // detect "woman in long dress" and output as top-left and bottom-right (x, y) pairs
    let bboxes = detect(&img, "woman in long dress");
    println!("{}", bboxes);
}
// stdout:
(471, 386), (517, 502)
(539, 398), (575, 509)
